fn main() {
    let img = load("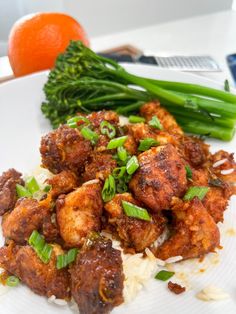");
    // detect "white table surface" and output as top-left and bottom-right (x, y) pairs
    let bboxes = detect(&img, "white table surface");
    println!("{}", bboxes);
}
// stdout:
(1, 10), (236, 84)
